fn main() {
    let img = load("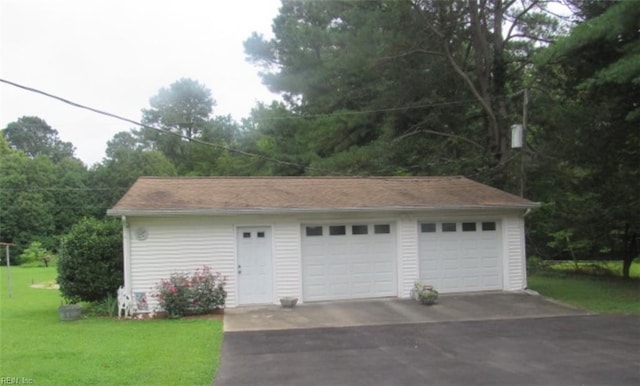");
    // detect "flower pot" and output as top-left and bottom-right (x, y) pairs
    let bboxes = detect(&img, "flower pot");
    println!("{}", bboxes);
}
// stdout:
(59, 304), (82, 321)
(420, 297), (437, 306)
(280, 297), (298, 308)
